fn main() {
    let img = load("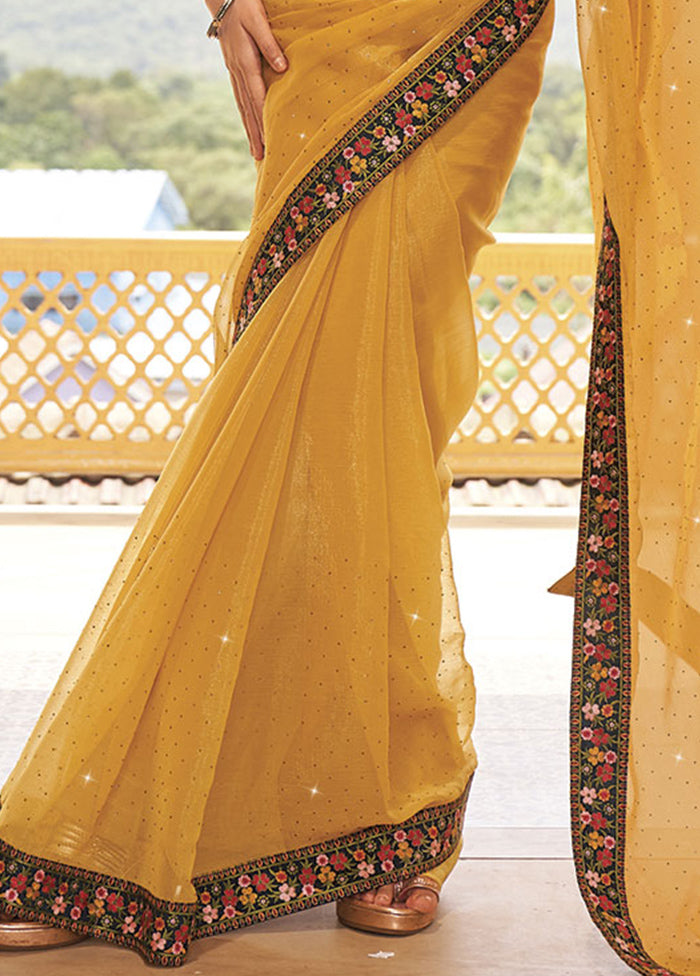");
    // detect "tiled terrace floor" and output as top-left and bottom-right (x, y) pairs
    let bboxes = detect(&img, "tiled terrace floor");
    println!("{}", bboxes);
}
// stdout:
(0, 494), (632, 975)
